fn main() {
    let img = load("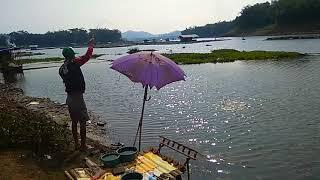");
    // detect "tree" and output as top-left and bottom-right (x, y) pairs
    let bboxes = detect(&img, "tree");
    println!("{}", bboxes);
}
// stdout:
(273, 0), (320, 25)
(69, 28), (89, 45)
(89, 28), (122, 43)
(234, 2), (274, 30)
(182, 0), (320, 36)
(182, 21), (234, 37)
(5, 28), (122, 47)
